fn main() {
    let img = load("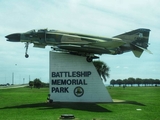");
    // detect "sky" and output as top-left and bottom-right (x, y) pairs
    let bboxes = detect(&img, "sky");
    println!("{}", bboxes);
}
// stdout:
(0, 0), (160, 85)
